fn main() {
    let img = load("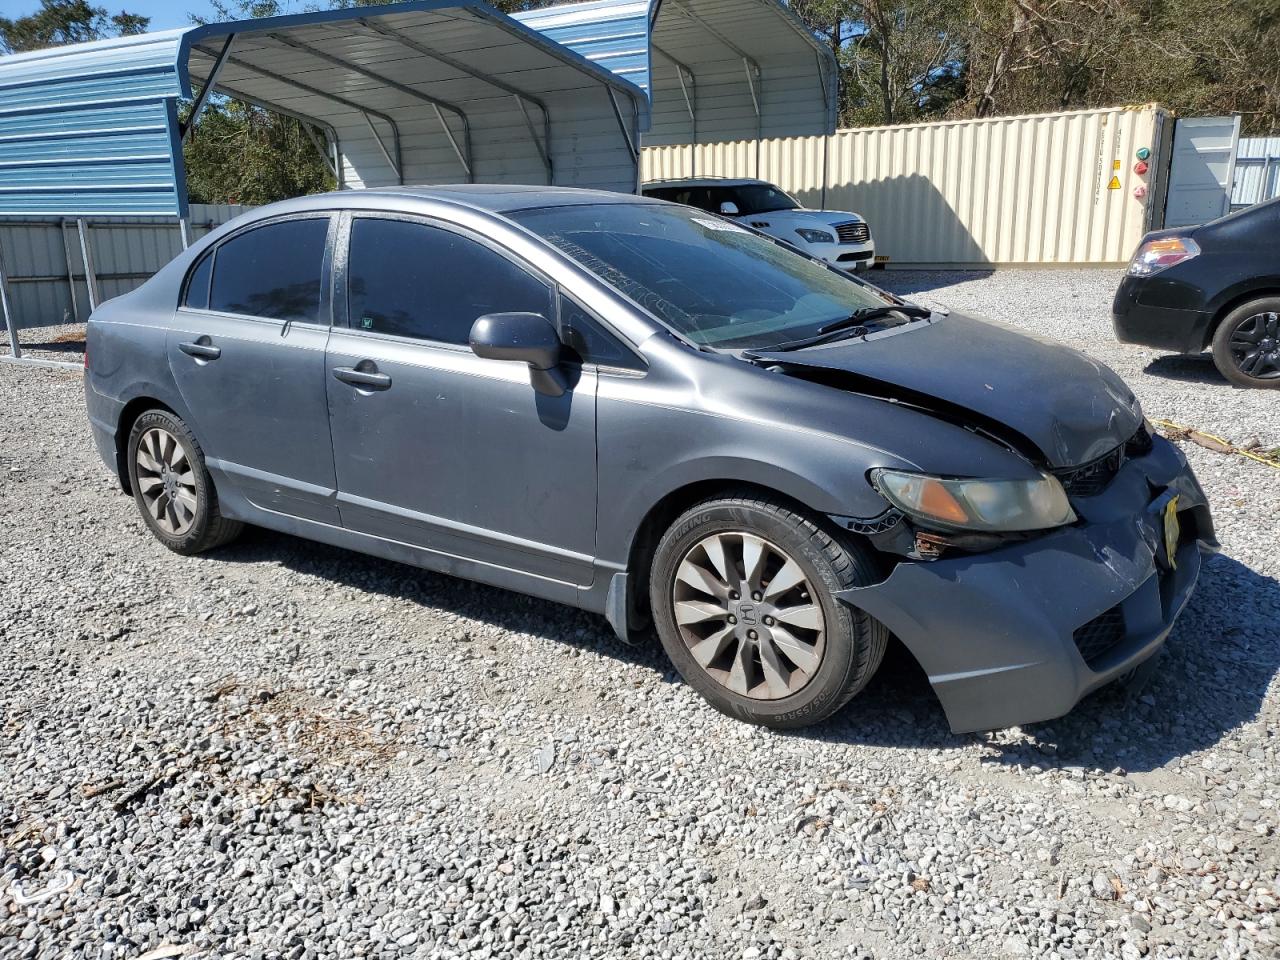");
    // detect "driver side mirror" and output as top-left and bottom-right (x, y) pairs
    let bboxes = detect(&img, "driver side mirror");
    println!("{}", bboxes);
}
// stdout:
(719, 201), (740, 216)
(469, 312), (567, 397)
